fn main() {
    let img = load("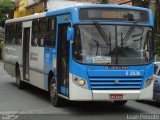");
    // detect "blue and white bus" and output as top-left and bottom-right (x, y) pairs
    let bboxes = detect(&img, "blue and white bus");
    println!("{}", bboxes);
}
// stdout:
(4, 4), (154, 106)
